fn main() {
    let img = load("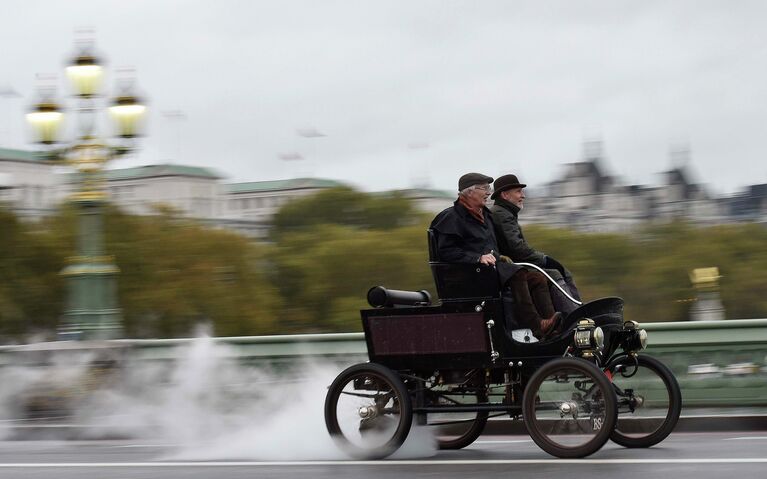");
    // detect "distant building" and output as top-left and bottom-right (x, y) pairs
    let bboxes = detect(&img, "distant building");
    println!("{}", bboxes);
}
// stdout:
(99, 164), (224, 218)
(0, 145), (764, 236)
(728, 184), (767, 223)
(0, 147), (352, 237)
(524, 142), (724, 232)
(222, 178), (348, 237)
(652, 167), (721, 222)
(390, 188), (455, 214)
(0, 148), (60, 219)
